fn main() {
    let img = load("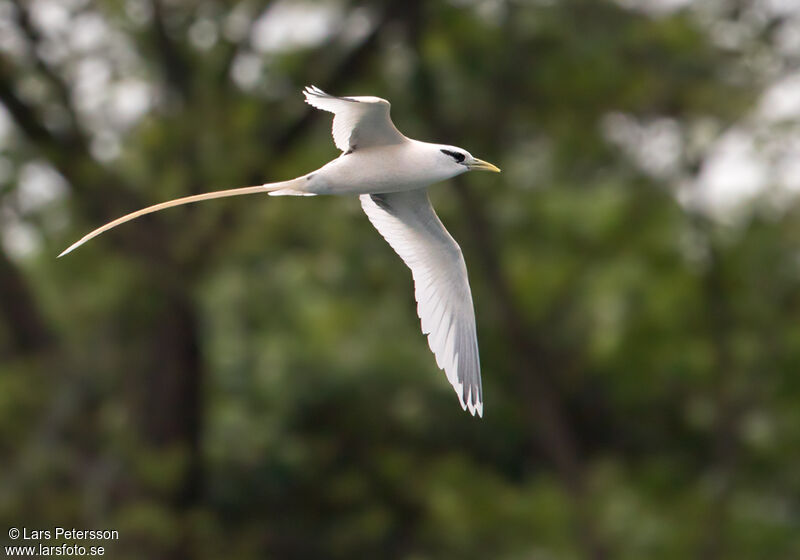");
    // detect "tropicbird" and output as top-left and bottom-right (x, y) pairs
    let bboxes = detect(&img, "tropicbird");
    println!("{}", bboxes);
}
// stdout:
(60, 86), (500, 417)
